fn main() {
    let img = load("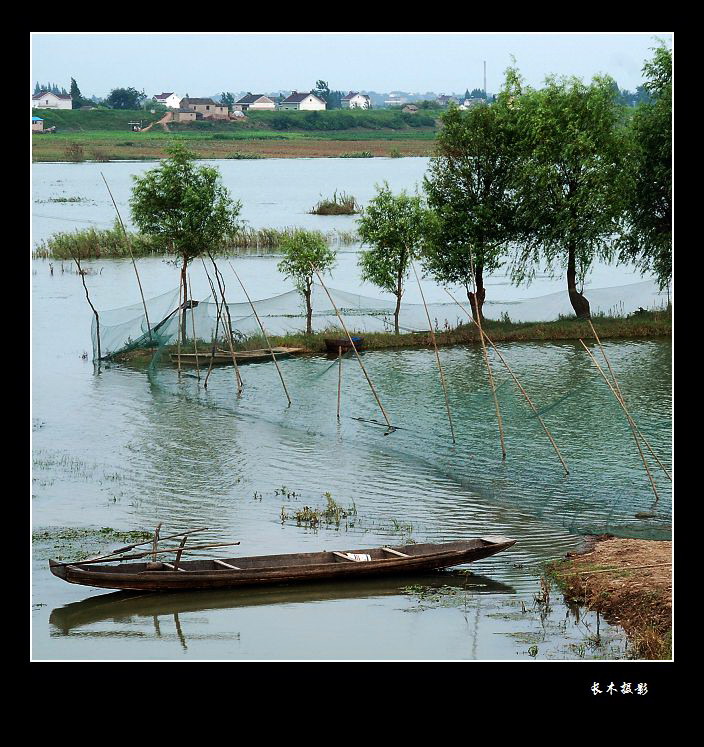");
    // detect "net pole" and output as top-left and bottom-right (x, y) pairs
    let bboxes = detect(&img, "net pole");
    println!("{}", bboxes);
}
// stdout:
(187, 274), (200, 383)
(176, 279), (182, 376)
(201, 258), (223, 389)
(207, 253), (243, 394)
(467, 251), (506, 460)
(579, 339), (660, 505)
(444, 287), (569, 475)
(312, 266), (394, 432)
(228, 262), (292, 407)
(337, 345), (342, 421)
(412, 261), (456, 444)
(588, 320), (671, 481)
(100, 172), (153, 344)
